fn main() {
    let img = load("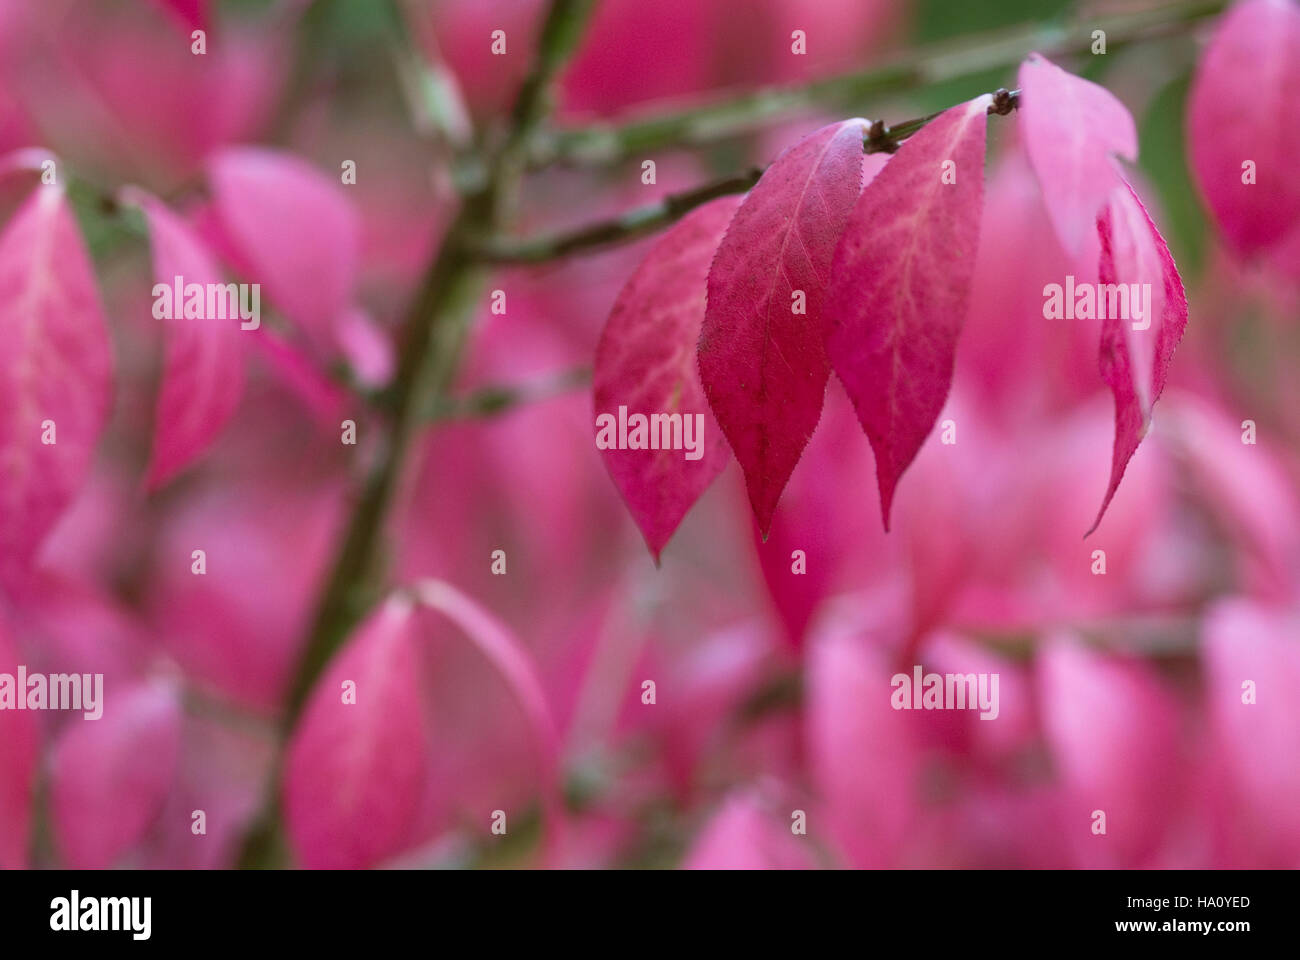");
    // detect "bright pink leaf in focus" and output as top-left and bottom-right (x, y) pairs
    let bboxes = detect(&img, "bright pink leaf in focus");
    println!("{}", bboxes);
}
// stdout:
(1090, 179), (1188, 534)
(825, 96), (990, 530)
(1019, 53), (1137, 258)
(0, 186), (113, 593)
(208, 147), (359, 353)
(1188, 0), (1300, 257)
(49, 683), (182, 869)
(128, 191), (246, 489)
(753, 381), (893, 646)
(285, 598), (429, 869)
(698, 119), (869, 535)
(0, 620), (38, 868)
(594, 195), (740, 560)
